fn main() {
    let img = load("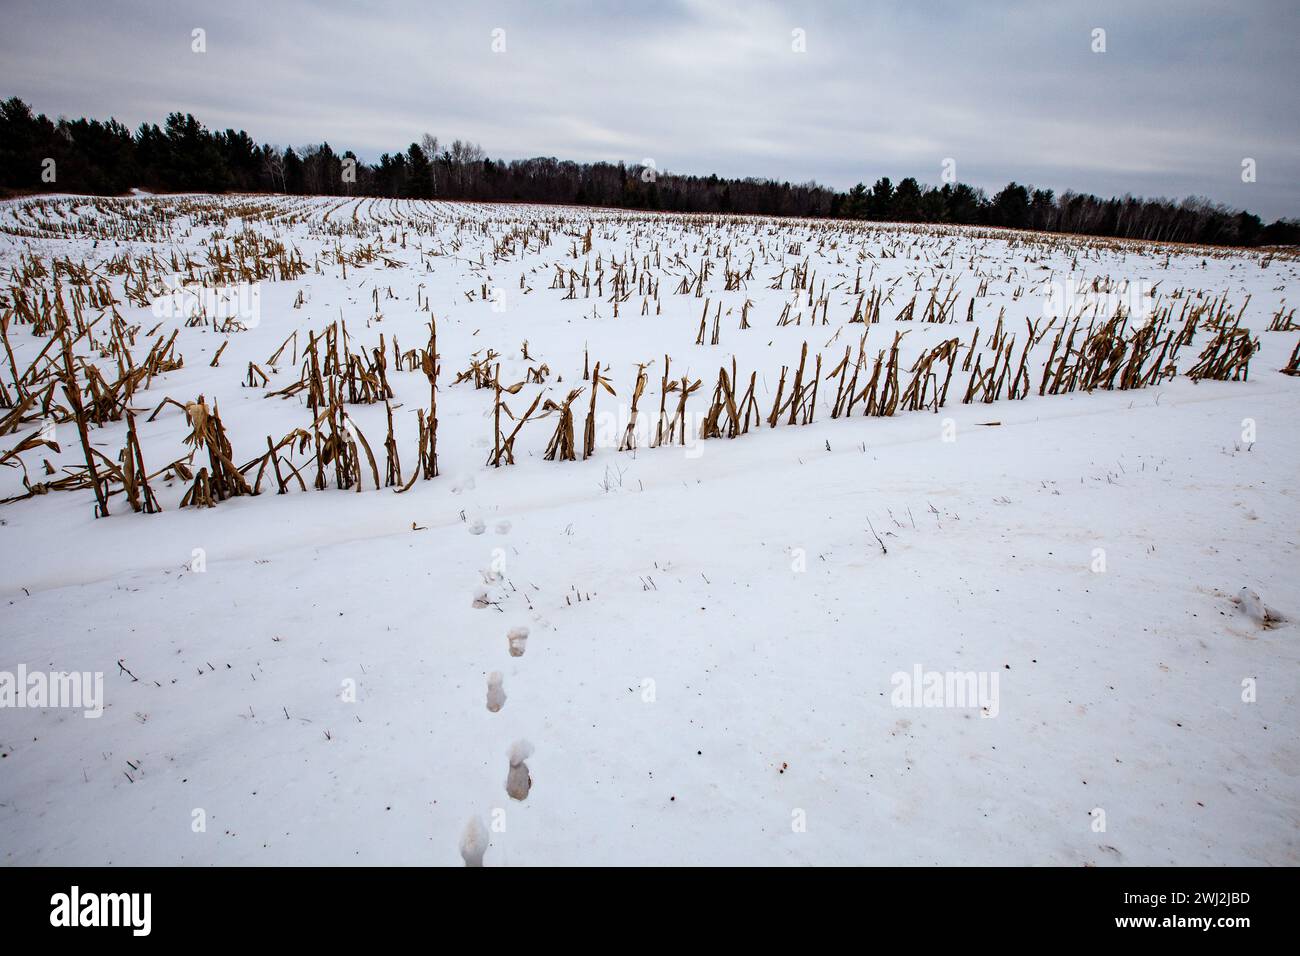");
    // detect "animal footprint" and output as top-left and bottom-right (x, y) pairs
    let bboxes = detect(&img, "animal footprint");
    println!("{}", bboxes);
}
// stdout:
(494, 520), (512, 534)
(506, 740), (533, 801)
(507, 626), (529, 657)
(467, 517), (486, 535)
(459, 816), (488, 867)
(486, 672), (506, 712)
